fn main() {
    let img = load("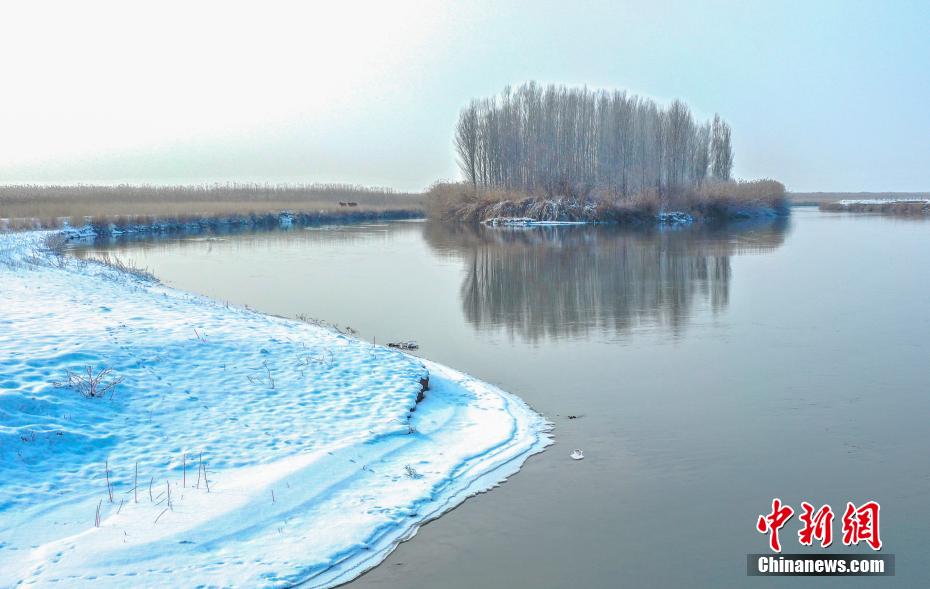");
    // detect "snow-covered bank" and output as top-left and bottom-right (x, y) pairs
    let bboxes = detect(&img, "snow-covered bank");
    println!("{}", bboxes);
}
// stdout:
(836, 198), (930, 205)
(0, 232), (550, 588)
(483, 217), (590, 227)
(483, 211), (698, 228)
(1, 208), (423, 236)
